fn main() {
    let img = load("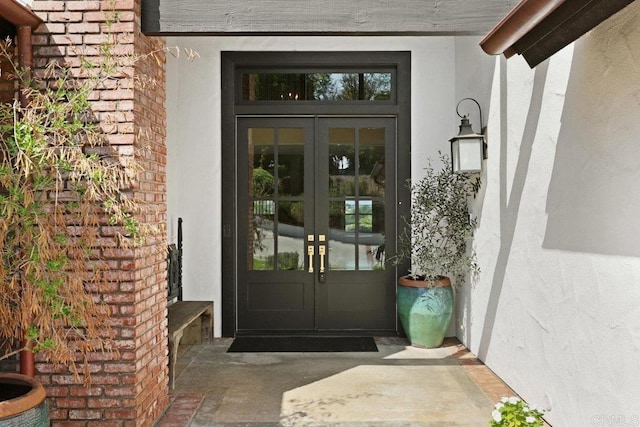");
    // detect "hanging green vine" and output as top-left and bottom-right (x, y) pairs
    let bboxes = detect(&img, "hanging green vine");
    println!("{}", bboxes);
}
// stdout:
(0, 19), (196, 383)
